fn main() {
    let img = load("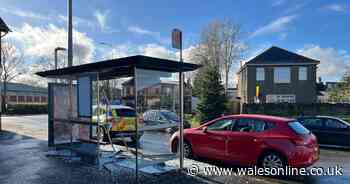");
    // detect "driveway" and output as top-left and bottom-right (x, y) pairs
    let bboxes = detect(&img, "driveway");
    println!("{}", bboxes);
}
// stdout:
(1, 115), (350, 184)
